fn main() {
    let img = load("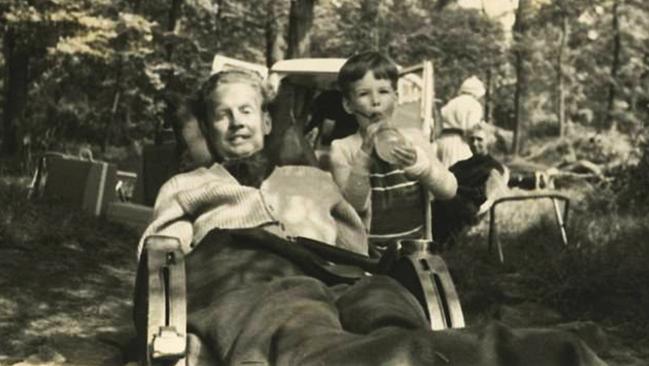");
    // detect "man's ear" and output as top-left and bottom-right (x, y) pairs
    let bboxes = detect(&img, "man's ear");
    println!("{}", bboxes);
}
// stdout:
(262, 112), (272, 135)
(342, 97), (353, 115)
